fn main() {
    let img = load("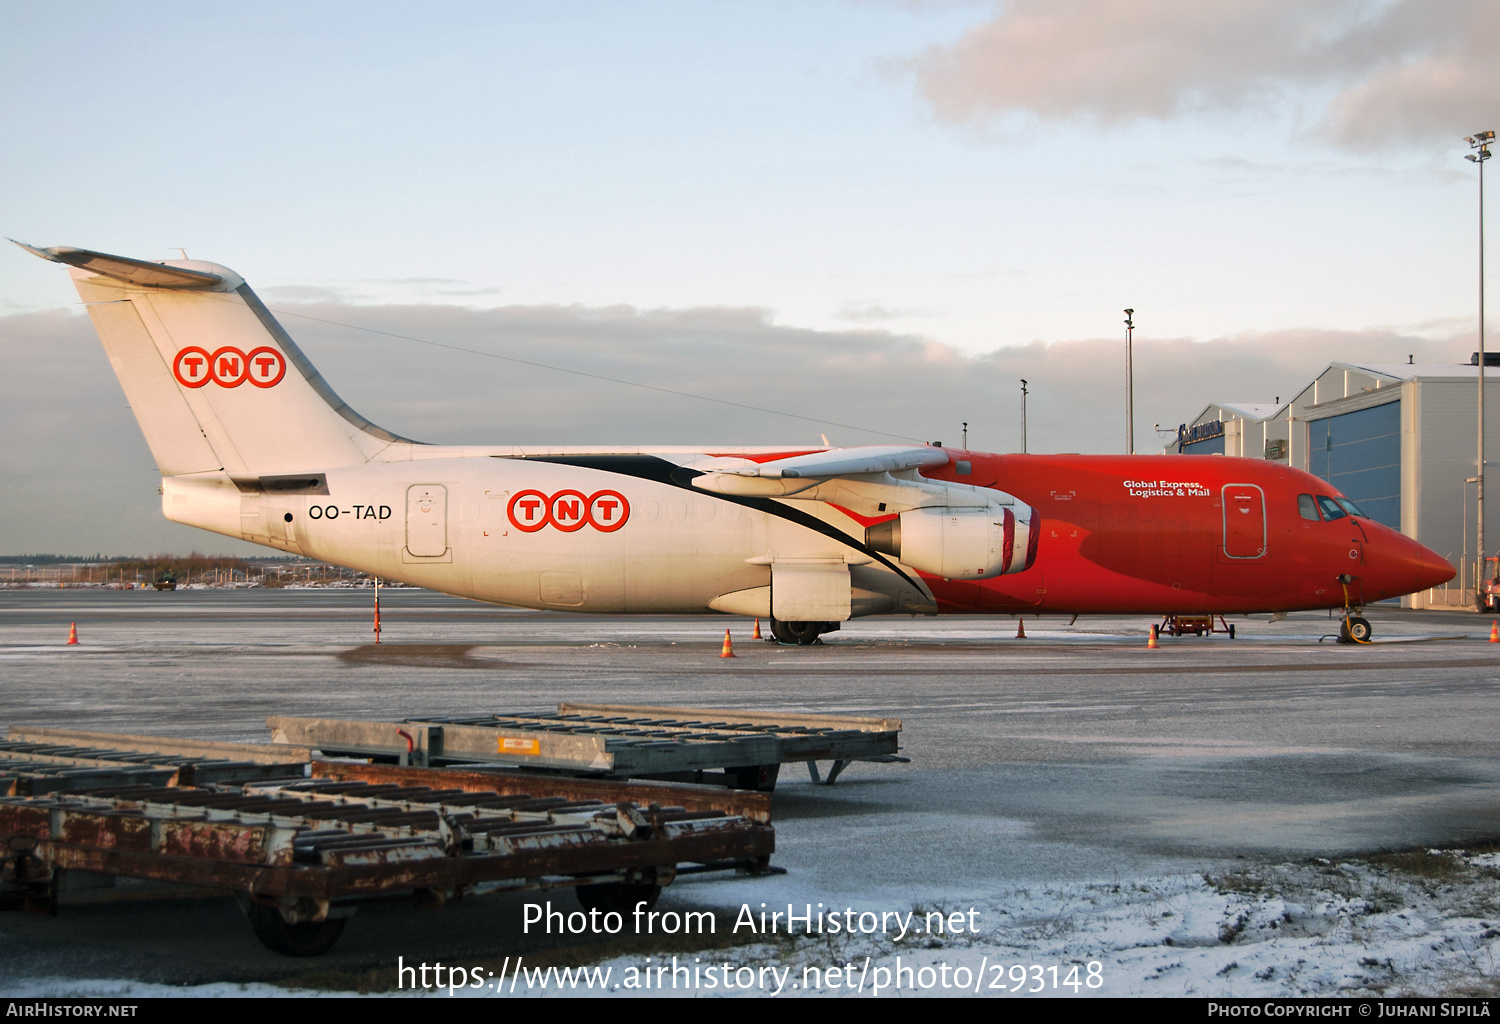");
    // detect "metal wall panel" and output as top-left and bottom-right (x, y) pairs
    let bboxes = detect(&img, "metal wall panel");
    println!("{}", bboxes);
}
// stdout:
(1307, 401), (1401, 530)
(1180, 435), (1225, 456)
